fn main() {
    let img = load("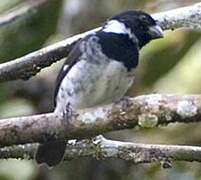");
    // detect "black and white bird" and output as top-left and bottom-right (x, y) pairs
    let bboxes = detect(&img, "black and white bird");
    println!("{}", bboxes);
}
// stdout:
(35, 10), (163, 167)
